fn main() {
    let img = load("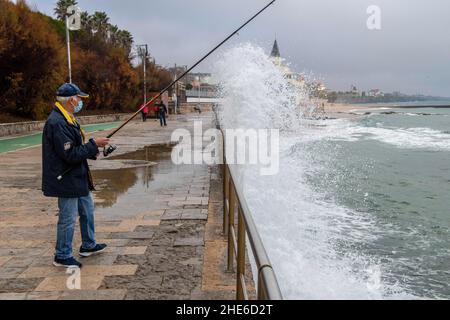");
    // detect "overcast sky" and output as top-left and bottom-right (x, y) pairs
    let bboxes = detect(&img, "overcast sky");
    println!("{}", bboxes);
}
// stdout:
(25, 0), (450, 96)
